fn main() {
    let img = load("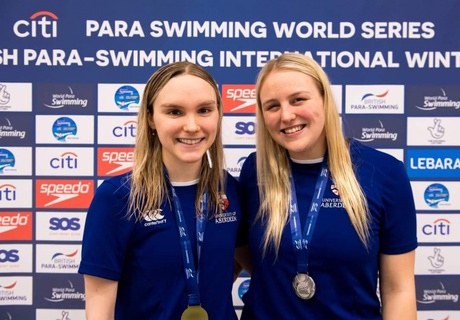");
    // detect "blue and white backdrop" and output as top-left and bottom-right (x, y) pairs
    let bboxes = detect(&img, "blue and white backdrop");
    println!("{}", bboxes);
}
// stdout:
(0, 1), (459, 319)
